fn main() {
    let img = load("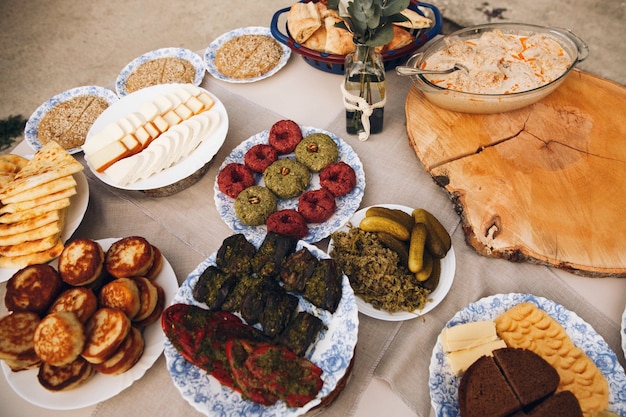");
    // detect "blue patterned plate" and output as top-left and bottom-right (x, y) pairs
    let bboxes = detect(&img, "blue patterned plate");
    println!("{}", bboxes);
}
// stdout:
(622, 305), (626, 361)
(214, 126), (365, 243)
(115, 47), (205, 97)
(429, 293), (626, 416)
(24, 85), (118, 154)
(204, 26), (291, 83)
(163, 239), (358, 417)
(622, 308), (626, 358)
